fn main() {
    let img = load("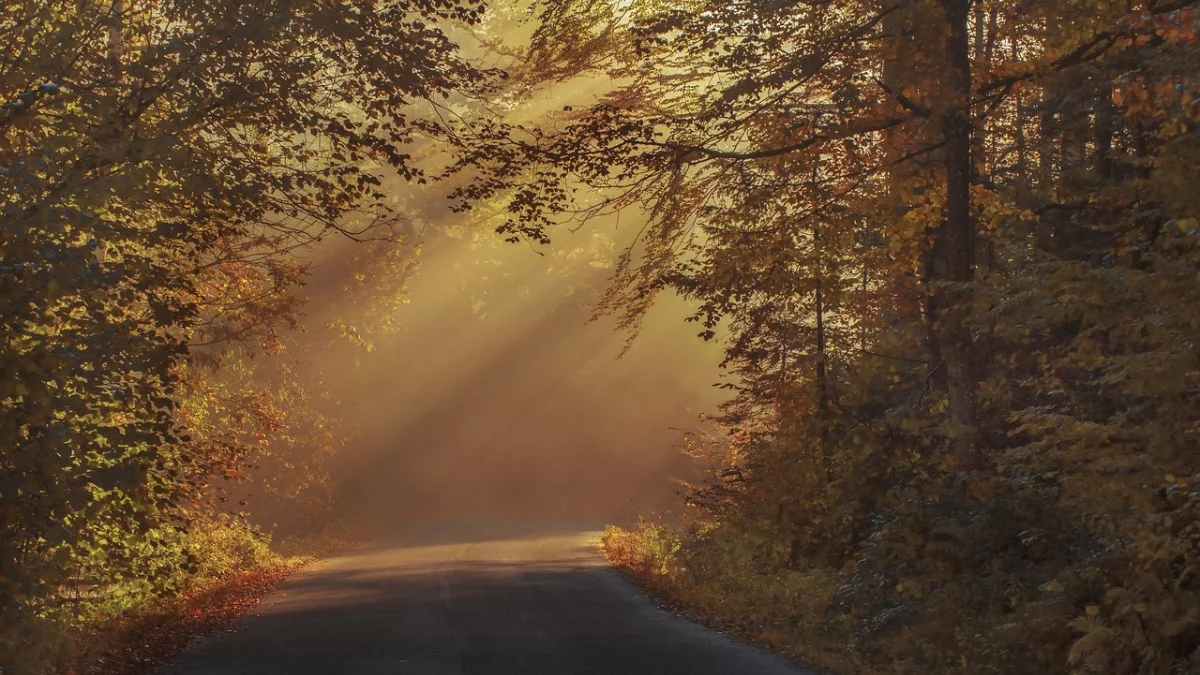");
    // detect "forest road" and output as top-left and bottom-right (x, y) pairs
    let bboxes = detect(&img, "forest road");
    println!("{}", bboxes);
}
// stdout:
(158, 516), (814, 675)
